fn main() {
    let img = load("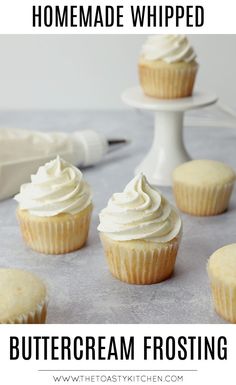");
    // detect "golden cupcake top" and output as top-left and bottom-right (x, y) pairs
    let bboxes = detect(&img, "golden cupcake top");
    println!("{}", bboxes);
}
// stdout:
(208, 244), (236, 285)
(173, 160), (236, 186)
(0, 268), (47, 323)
